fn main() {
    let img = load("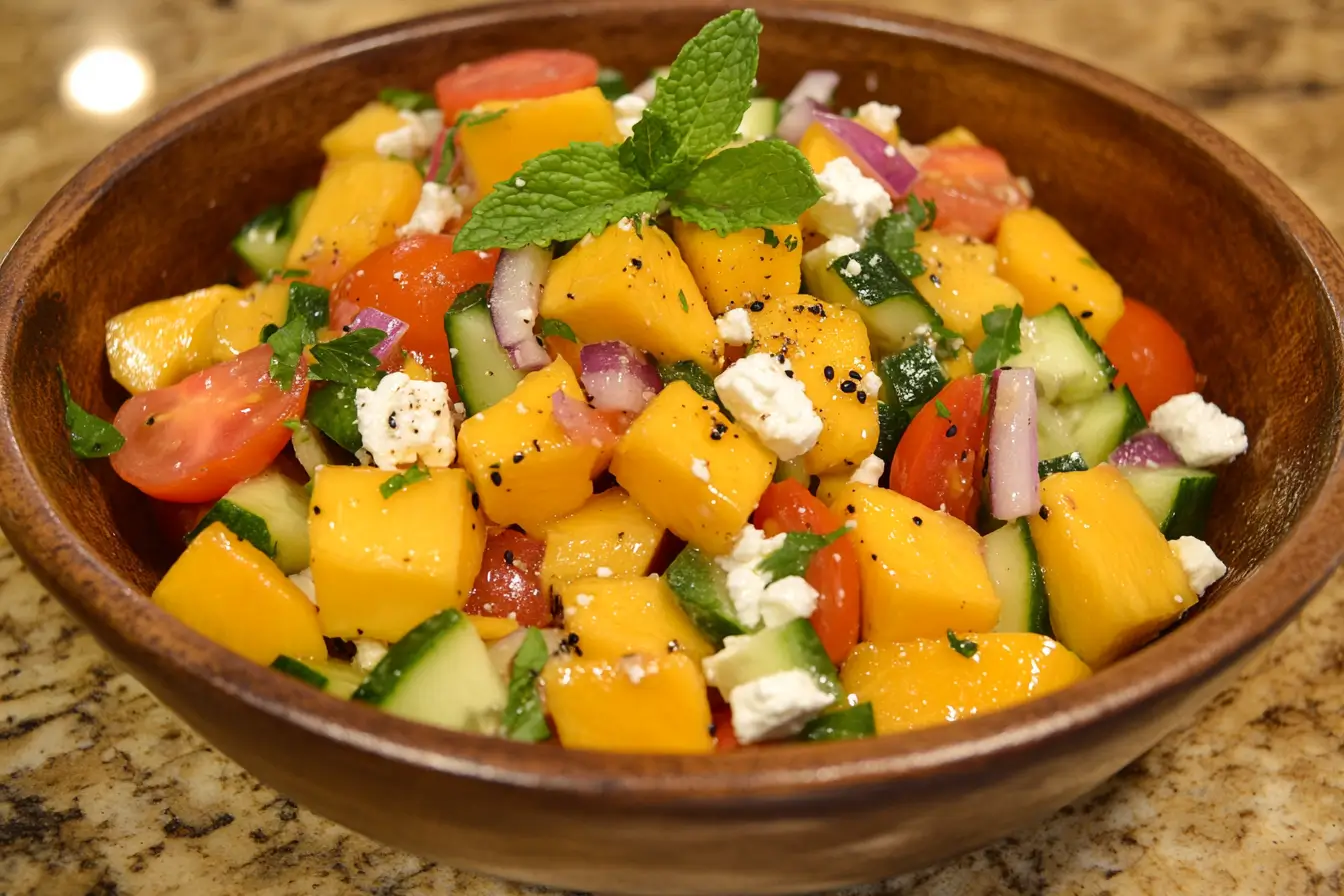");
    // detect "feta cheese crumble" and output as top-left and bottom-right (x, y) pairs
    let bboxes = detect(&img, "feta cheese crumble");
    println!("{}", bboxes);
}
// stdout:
(854, 101), (901, 136)
(354, 372), (457, 470)
(1149, 393), (1248, 467)
(595, 567), (613, 579)
(288, 568), (317, 606)
(848, 454), (885, 487)
(810, 156), (893, 241)
(714, 526), (818, 628)
(759, 575), (819, 628)
(842, 258), (863, 277)
(374, 109), (443, 160)
(691, 457), (711, 482)
(716, 307), (754, 345)
(1170, 536), (1227, 597)
(353, 639), (389, 673)
(396, 181), (462, 238)
(612, 93), (648, 139)
(815, 235), (862, 266)
(725, 669), (834, 744)
(861, 370), (883, 396)
(715, 354), (823, 461)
